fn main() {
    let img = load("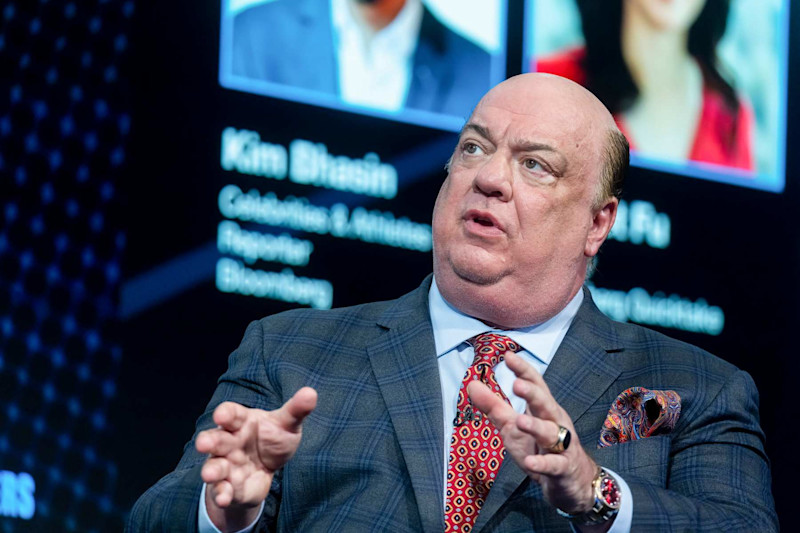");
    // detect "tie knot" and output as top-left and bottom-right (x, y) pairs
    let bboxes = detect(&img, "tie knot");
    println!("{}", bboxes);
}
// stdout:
(467, 332), (520, 367)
